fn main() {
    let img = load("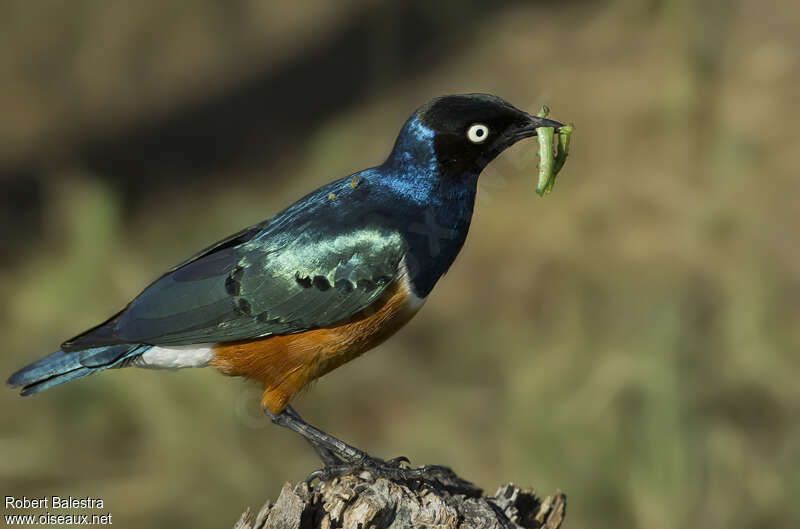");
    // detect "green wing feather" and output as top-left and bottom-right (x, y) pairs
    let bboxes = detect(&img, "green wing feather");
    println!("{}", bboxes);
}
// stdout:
(62, 176), (409, 350)
(63, 226), (405, 349)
